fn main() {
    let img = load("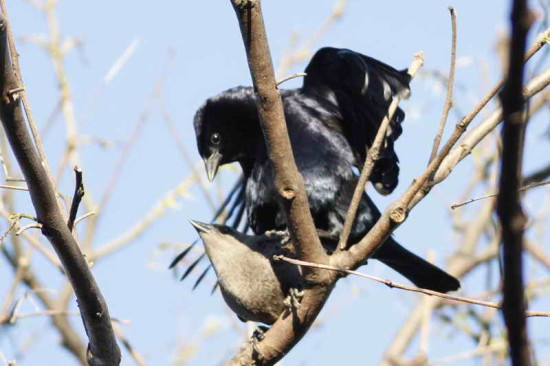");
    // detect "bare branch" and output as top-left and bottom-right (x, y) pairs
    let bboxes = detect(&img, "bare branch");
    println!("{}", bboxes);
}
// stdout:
(497, 0), (534, 363)
(0, 0), (57, 197)
(451, 180), (550, 209)
(274, 255), (549, 317)
(0, 184), (27, 191)
(92, 173), (200, 260)
(112, 324), (147, 366)
(228, 0), (332, 364)
(434, 69), (550, 186)
(428, 6), (457, 163)
(67, 166), (84, 231)
(338, 53), (424, 249)
(15, 223), (42, 235)
(0, 14), (120, 365)
(276, 72), (307, 86)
